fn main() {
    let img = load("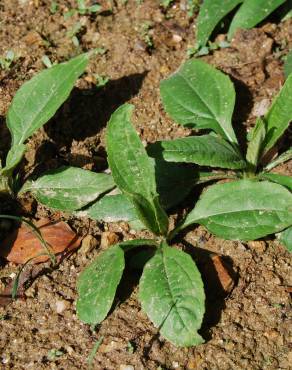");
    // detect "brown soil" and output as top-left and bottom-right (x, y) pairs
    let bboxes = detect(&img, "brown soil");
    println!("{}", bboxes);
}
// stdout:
(0, 1), (291, 369)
